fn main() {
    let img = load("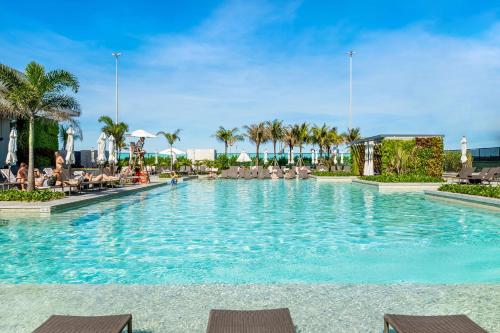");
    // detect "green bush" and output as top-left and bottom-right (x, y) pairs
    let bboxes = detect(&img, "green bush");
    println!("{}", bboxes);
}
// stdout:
(360, 174), (444, 183)
(443, 151), (462, 172)
(16, 117), (59, 168)
(438, 184), (500, 198)
(312, 171), (354, 176)
(350, 144), (365, 176)
(159, 173), (172, 179)
(0, 189), (65, 202)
